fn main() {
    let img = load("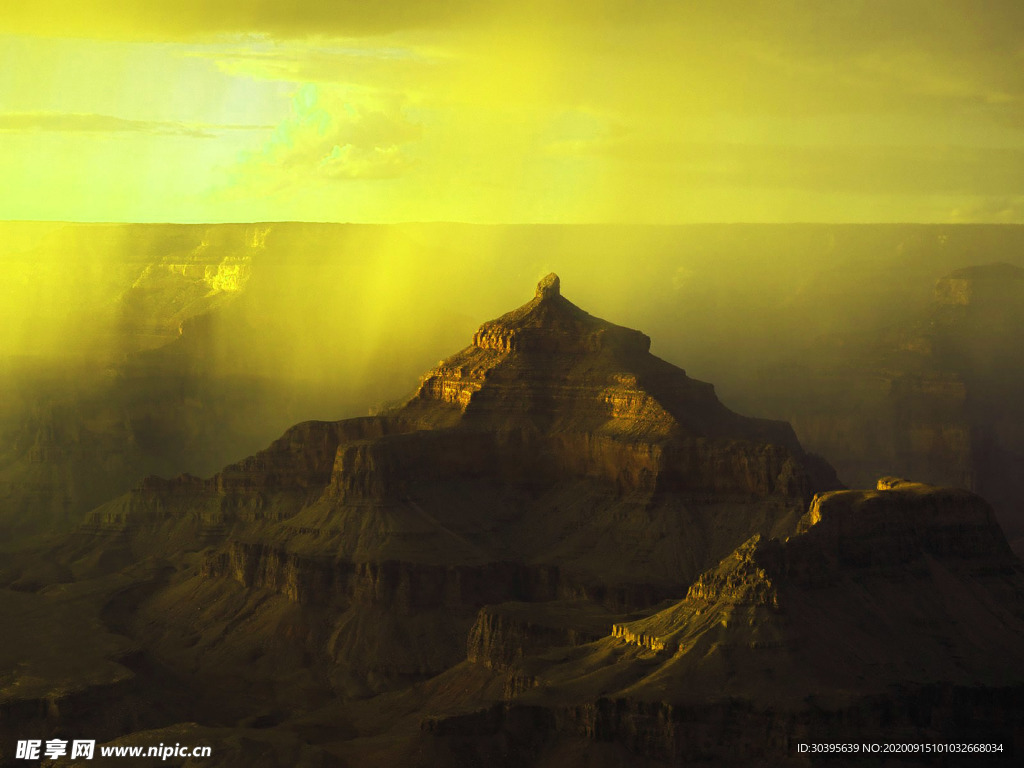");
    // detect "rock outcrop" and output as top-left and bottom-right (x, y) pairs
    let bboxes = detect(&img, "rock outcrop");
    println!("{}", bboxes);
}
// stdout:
(934, 262), (1024, 307)
(467, 601), (624, 671)
(416, 480), (1024, 766)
